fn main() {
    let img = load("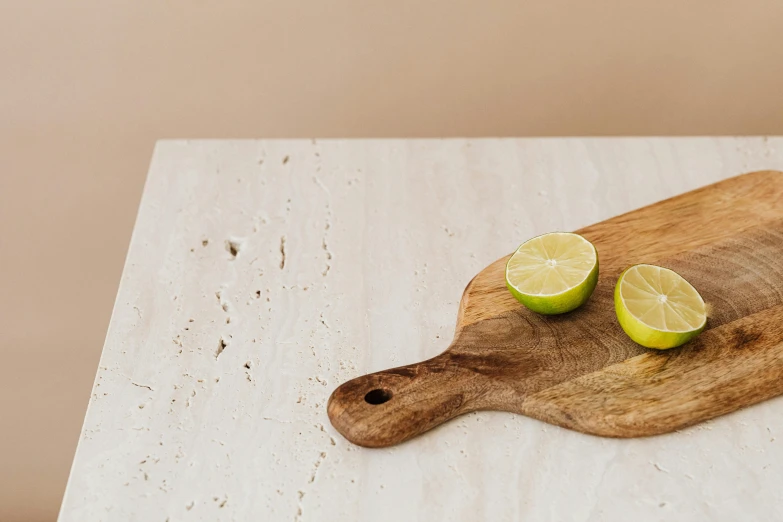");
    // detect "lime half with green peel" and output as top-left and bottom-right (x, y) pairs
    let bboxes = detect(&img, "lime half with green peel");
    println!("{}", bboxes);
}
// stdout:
(505, 232), (599, 315)
(614, 264), (707, 349)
